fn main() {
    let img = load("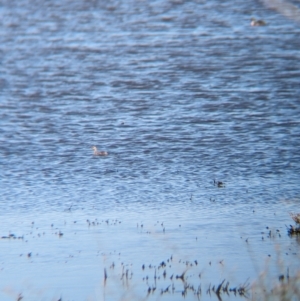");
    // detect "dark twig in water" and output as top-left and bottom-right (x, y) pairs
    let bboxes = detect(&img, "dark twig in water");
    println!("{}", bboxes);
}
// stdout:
(206, 283), (211, 296)
(104, 268), (107, 285)
(176, 270), (187, 282)
(216, 279), (225, 296)
(196, 284), (201, 299)
(17, 294), (23, 301)
(237, 279), (250, 297)
(223, 281), (230, 295)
